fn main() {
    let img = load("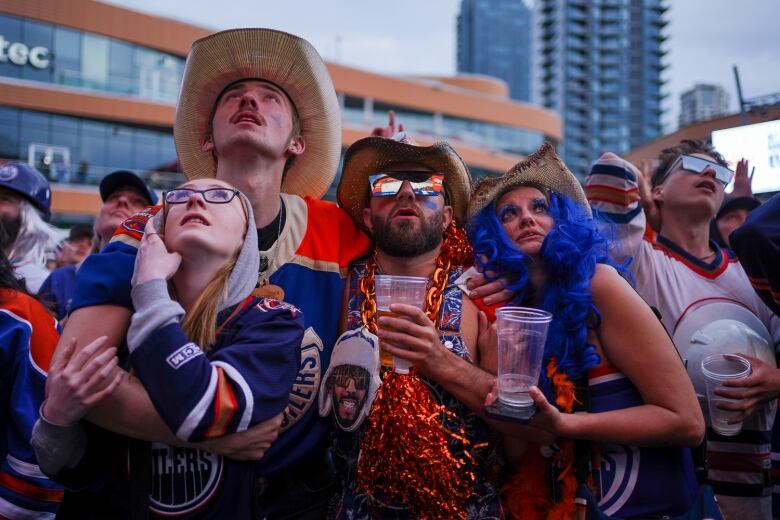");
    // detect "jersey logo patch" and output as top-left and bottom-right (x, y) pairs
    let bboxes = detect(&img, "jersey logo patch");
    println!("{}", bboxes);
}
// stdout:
(255, 298), (300, 318)
(280, 326), (322, 433)
(595, 443), (640, 515)
(0, 164), (18, 181)
(149, 443), (223, 516)
(166, 343), (203, 370)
